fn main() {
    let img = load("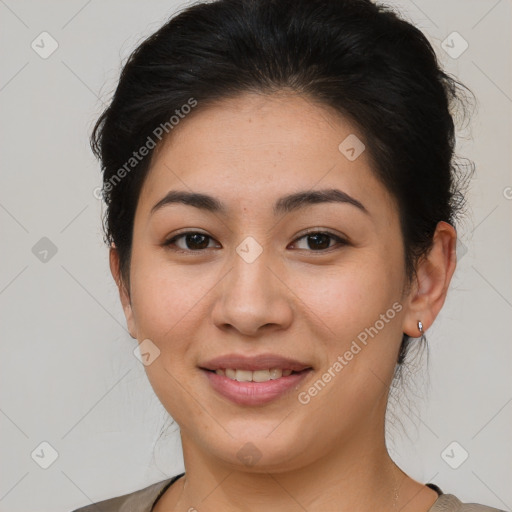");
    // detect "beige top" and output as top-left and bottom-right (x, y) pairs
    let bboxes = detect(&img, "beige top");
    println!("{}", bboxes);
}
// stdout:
(70, 473), (506, 512)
